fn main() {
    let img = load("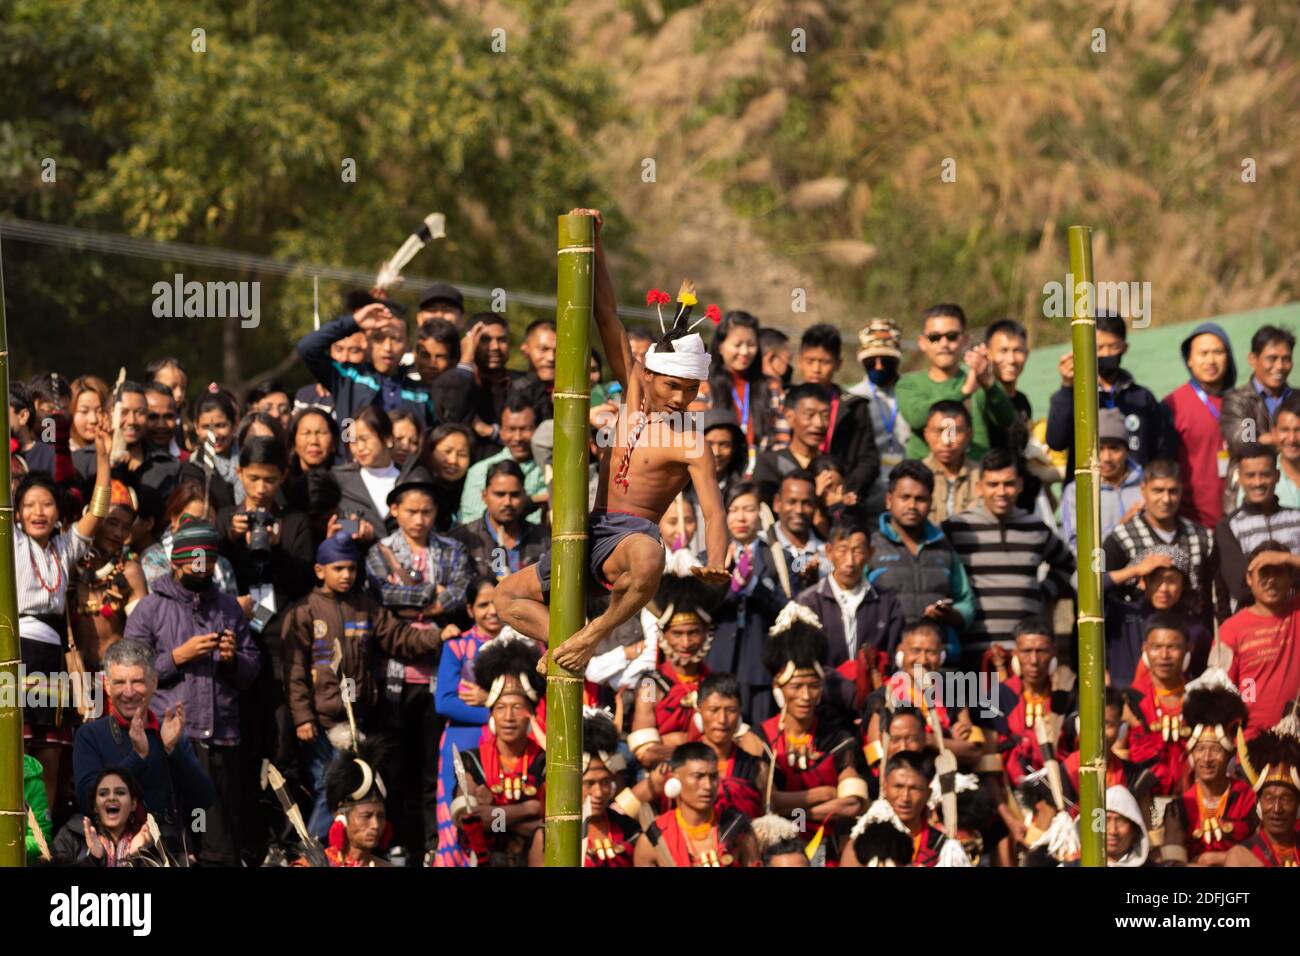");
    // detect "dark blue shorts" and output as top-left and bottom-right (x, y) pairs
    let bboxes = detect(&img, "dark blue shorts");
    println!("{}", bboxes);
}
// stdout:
(535, 509), (661, 600)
